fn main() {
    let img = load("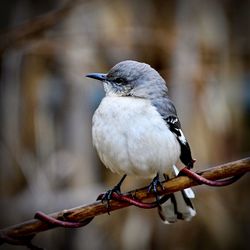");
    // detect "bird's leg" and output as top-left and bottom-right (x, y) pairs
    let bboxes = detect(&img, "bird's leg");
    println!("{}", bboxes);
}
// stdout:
(96, 173), (171, 211)
(101, 174), (127, 212)
(148, 173), (164, 193)
(147, 173), (164, 205)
